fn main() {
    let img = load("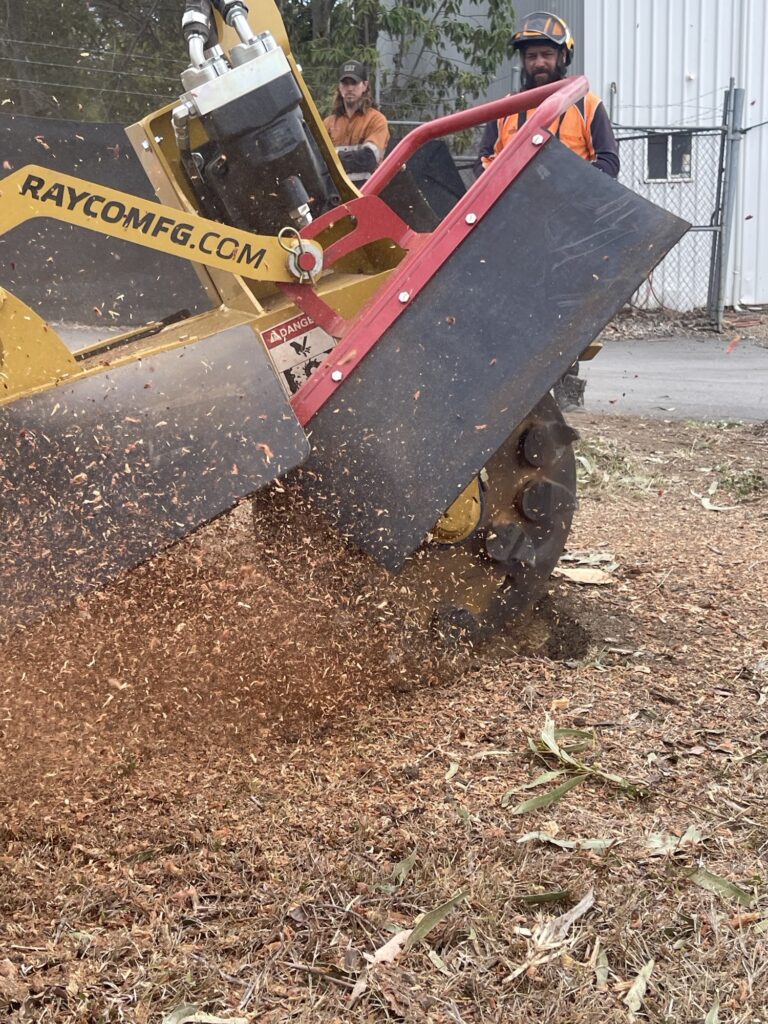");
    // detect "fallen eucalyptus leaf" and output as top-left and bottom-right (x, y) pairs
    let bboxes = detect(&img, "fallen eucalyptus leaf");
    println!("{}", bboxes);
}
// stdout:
(518, 889), (570, 905)
(162, 1008), (249, 1024)
(517, 831), (617, 852)
(502, 768), (567, 805)
(645, 825), (703, 856)
(687, 868), (753, 907)
(704, 999), (719, 1024)
(427, 949), (451, 975)
(593, 942), (610, 991)
(623, 959), (655, 1019)
(507, 774), (587, 815)
(519, 769), (568, 790)
(559, 549), (618, 571)
(536, 890), (595, 946)
(391, 850), (418, 885)
(406, 891), (467, 950)
(552, 566), (615, 585)
(368, 929), (412, 964)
